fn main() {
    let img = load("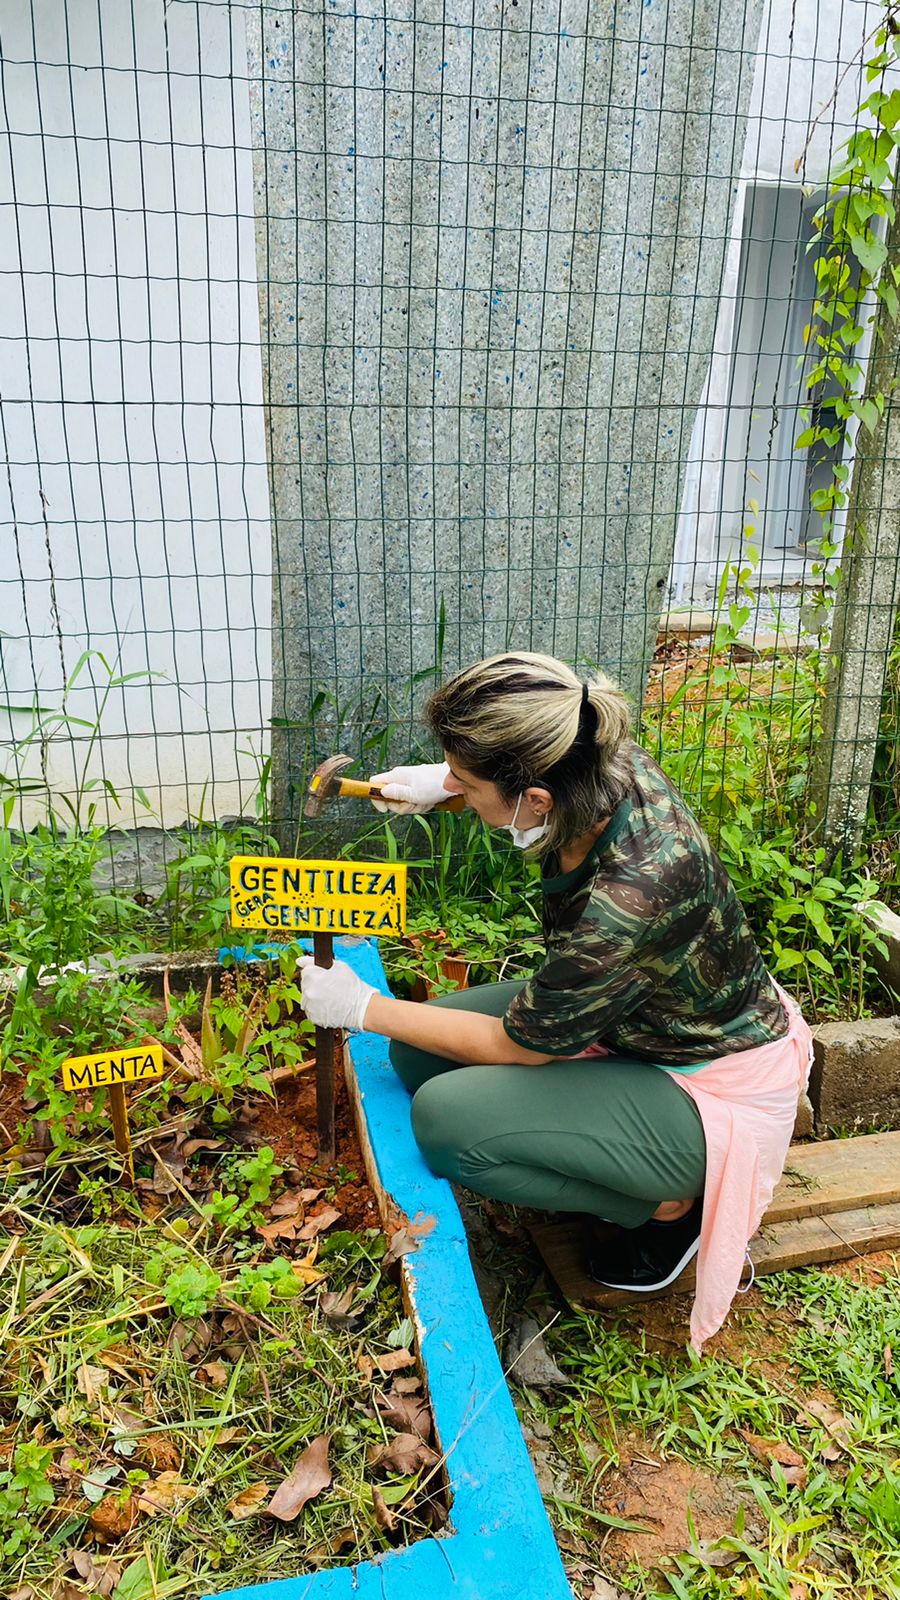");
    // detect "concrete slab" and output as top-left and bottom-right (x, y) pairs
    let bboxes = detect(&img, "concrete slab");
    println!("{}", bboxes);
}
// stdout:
(810, 1015), (900, 1131)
